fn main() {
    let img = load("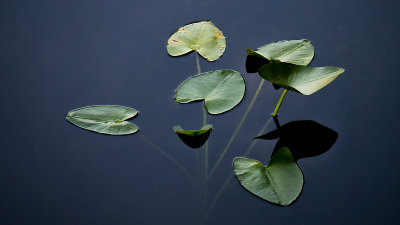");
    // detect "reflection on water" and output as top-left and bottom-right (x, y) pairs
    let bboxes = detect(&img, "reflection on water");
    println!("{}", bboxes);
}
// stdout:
(173, 124), (213, 148)
(256, 118), (338, 161)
